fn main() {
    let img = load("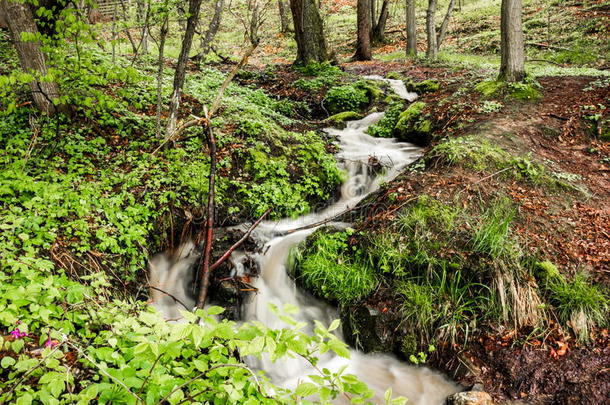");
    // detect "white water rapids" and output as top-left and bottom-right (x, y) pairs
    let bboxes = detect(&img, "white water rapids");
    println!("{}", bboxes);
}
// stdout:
(149, 78), (460, 404)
